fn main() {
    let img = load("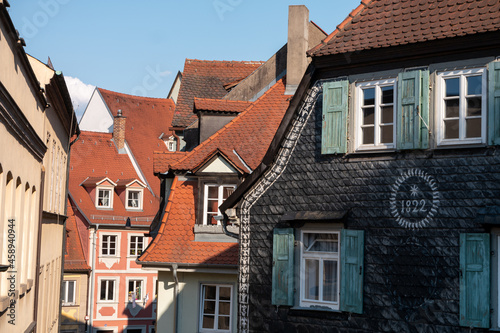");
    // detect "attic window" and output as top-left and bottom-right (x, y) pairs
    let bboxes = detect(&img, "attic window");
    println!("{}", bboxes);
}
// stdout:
(97, 188), (113, 209)
(164, 135), (177, 152)
(126, 189), (143, 211)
